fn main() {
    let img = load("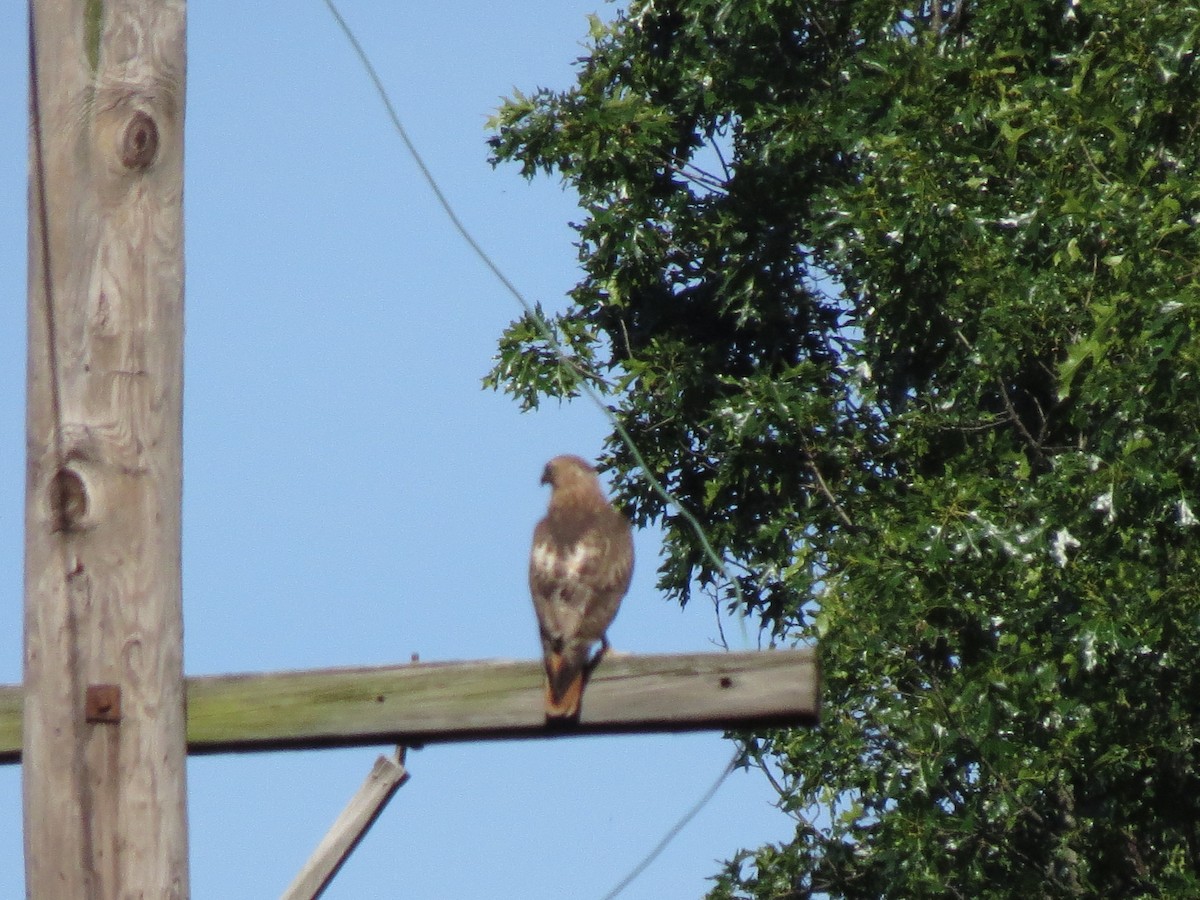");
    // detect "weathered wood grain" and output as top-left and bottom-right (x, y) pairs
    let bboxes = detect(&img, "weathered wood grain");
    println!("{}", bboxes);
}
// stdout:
(281, 749), (410, 900)
(0, 649), (817, 761)
(25, 2), (189, 896)
(0, 684), (17, 763)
